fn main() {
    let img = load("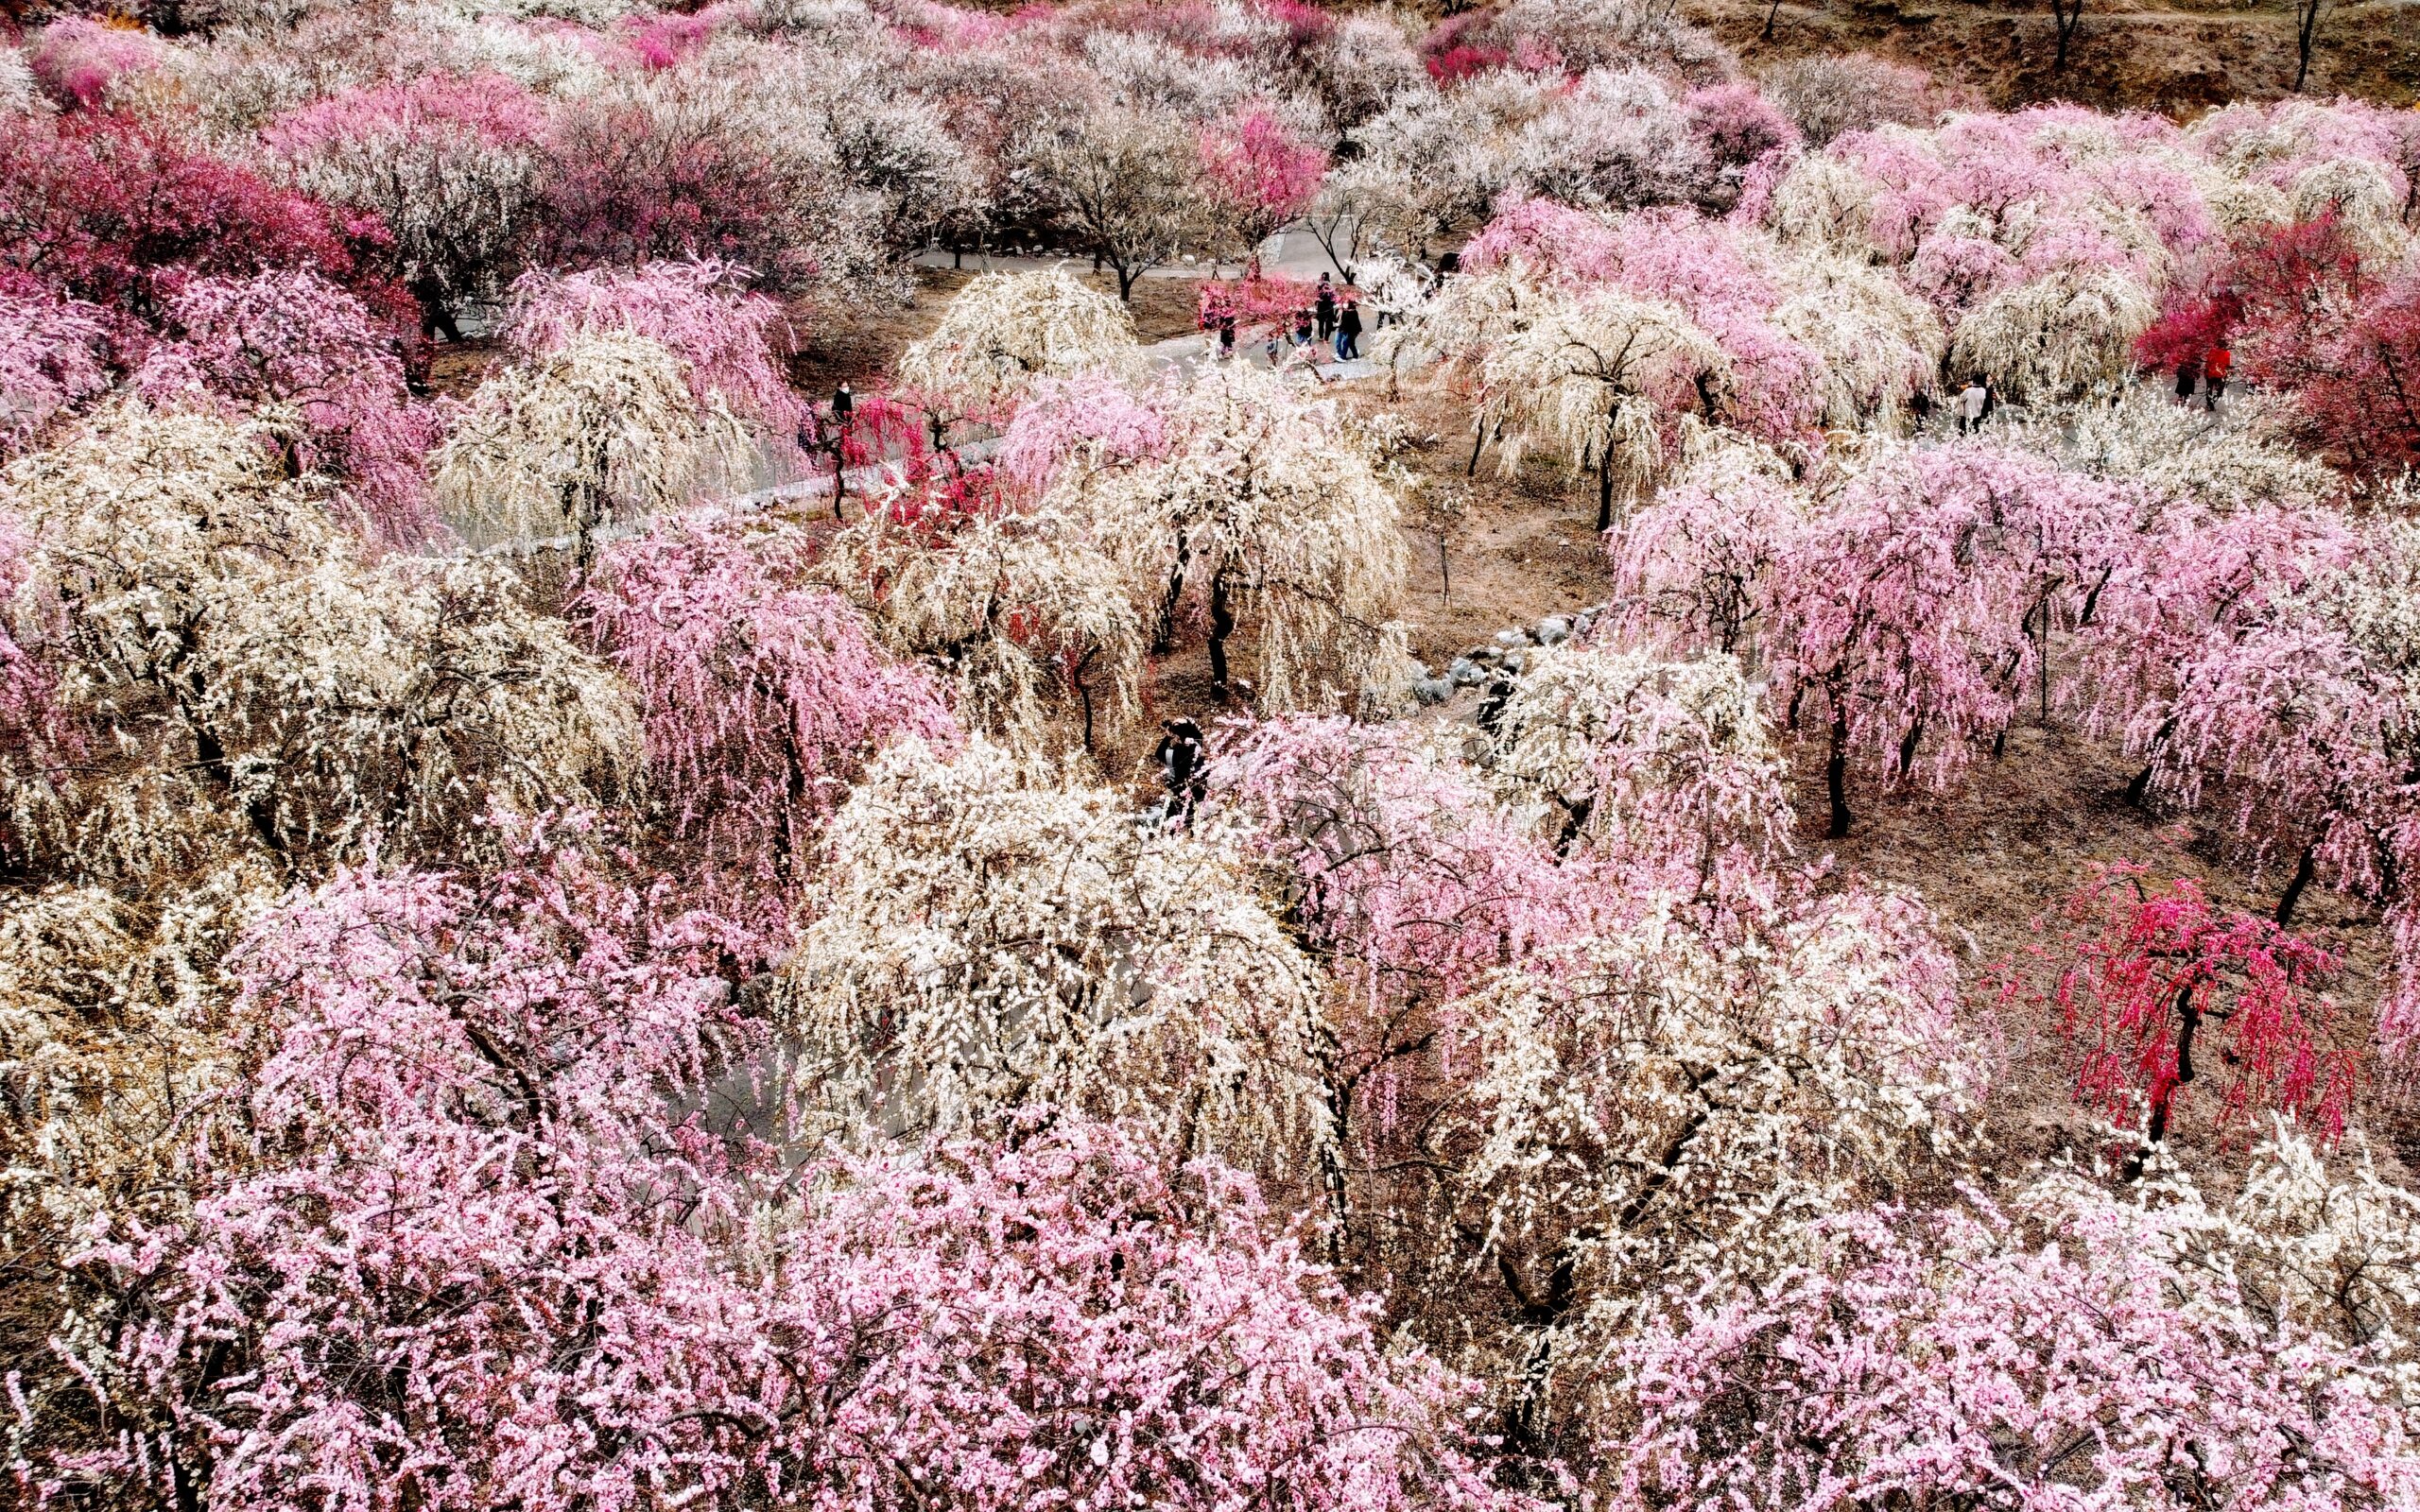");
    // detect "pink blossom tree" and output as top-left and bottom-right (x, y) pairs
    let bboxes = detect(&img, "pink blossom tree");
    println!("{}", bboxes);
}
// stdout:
(0, 278), (112, 458)
(1614, 1179), (2420, 1511)
(503, 258), (804, 438)
(35, 821), (1529, 1512)
(26, 16), (166, 112)
(993, 372), (1171, 498)
(1212, 713), (1584, 1019)
(134, 267), (443, 549)
(1761, 449), (2047, 837)
(1624, 439), (2131, 837)
(1199, 106), (1328, 266)
(578, 518), (957, 907)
